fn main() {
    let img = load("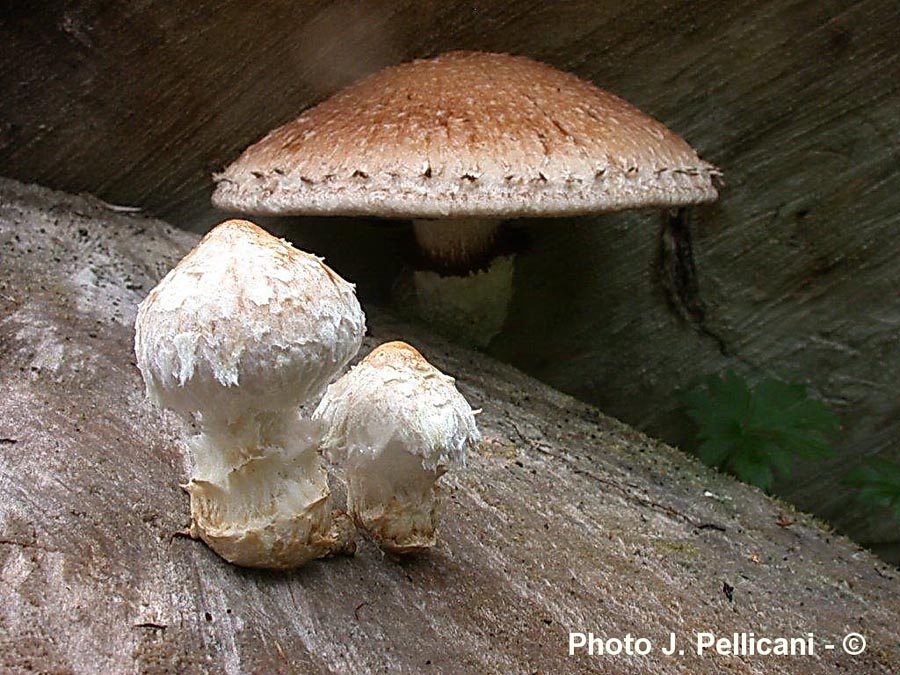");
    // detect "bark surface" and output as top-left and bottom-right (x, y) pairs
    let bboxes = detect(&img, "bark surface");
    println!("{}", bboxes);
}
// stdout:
(1, 179), (898, 673)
